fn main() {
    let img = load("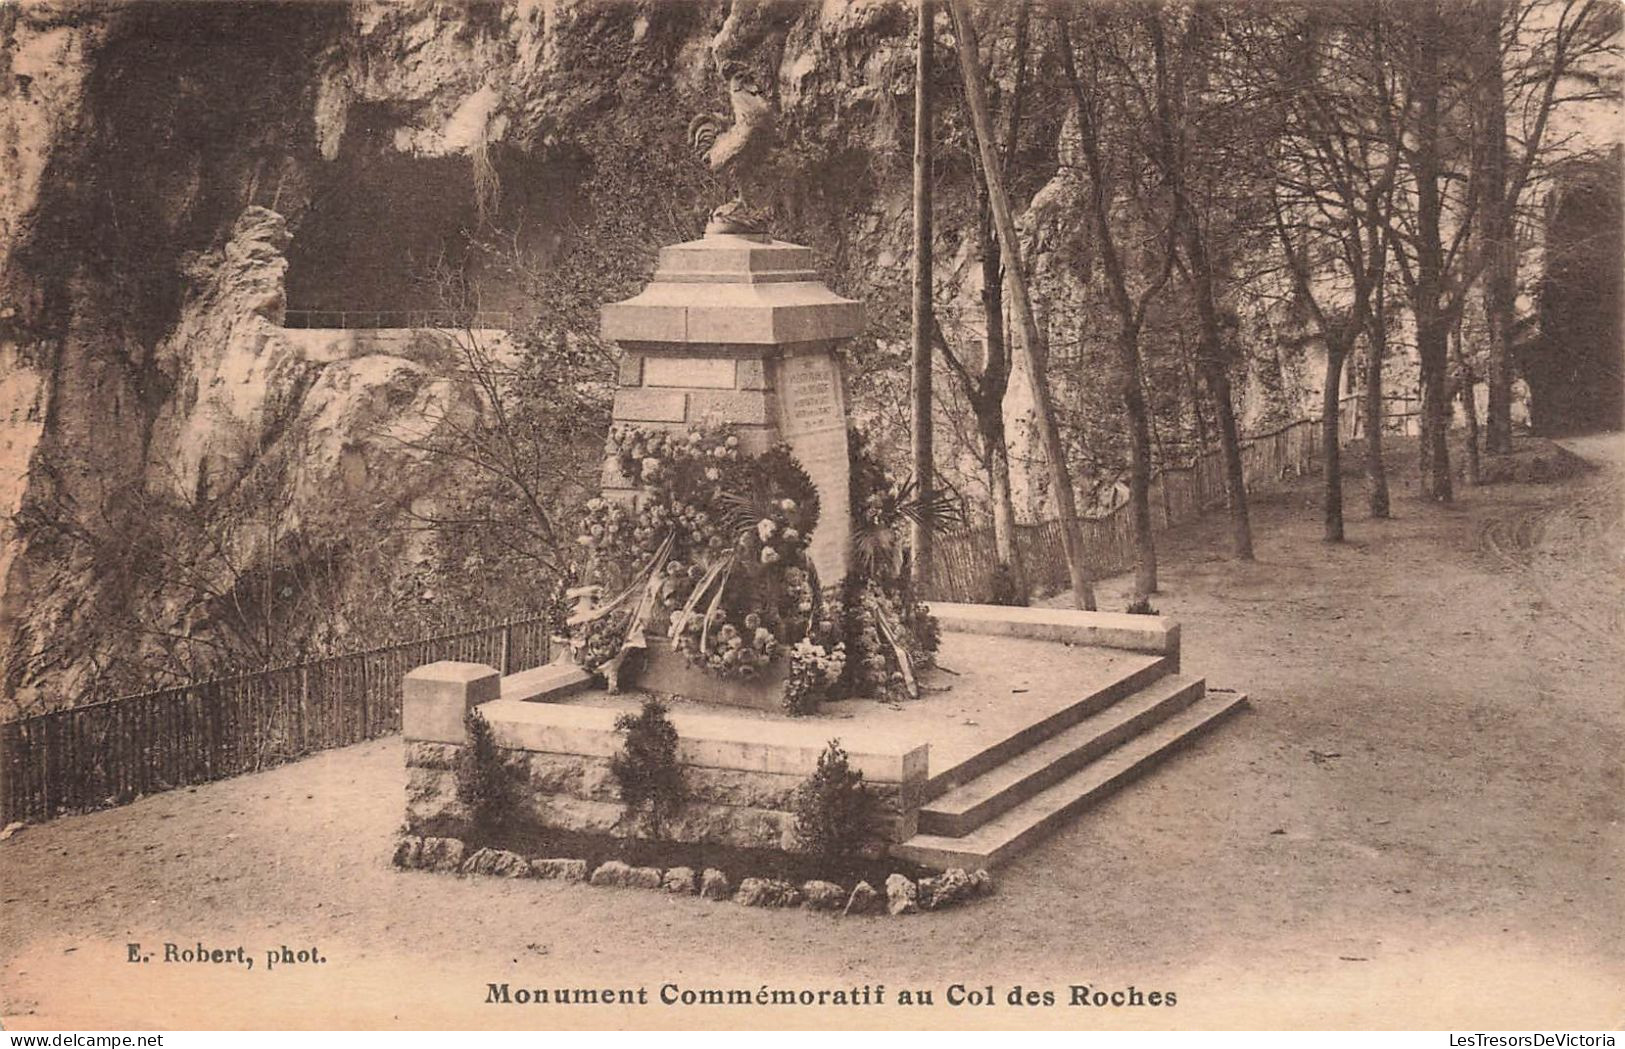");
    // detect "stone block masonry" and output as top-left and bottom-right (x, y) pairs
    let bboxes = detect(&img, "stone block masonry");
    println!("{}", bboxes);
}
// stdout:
(611, 388), (687, 424)
(642, 356), (736, 388)
(931, 603), (1181, 672)
(402, 662), (500, 745)
(598, 233), (861, 585)
(600, 343), (782, 504)
(402, 663), (927, 852)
